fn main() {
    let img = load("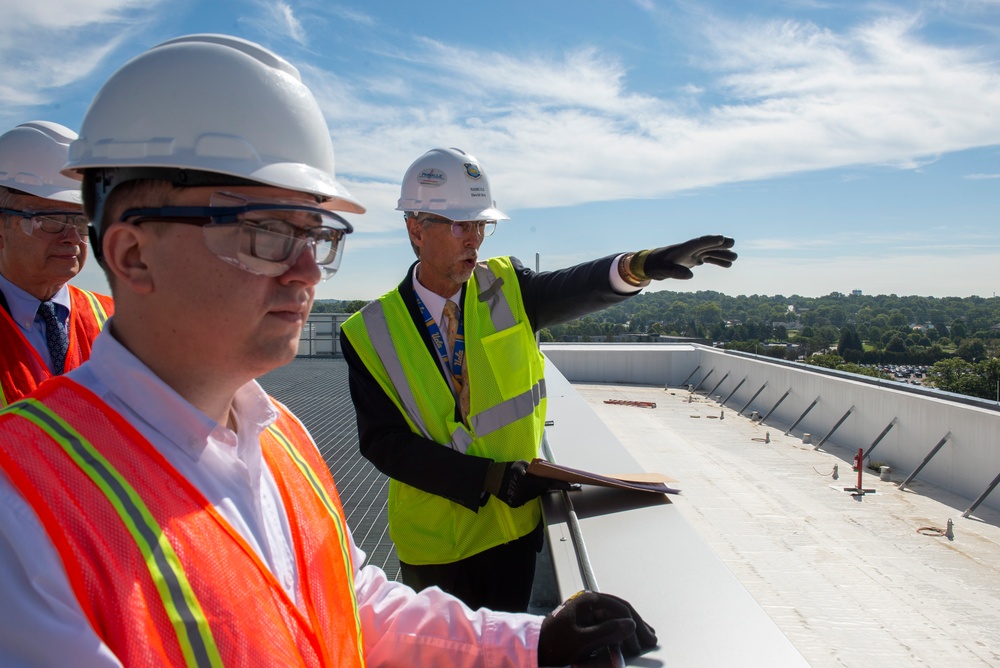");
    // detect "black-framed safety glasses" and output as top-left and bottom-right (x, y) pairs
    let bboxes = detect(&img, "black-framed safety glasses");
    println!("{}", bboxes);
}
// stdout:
(118, 192), (353, 280)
